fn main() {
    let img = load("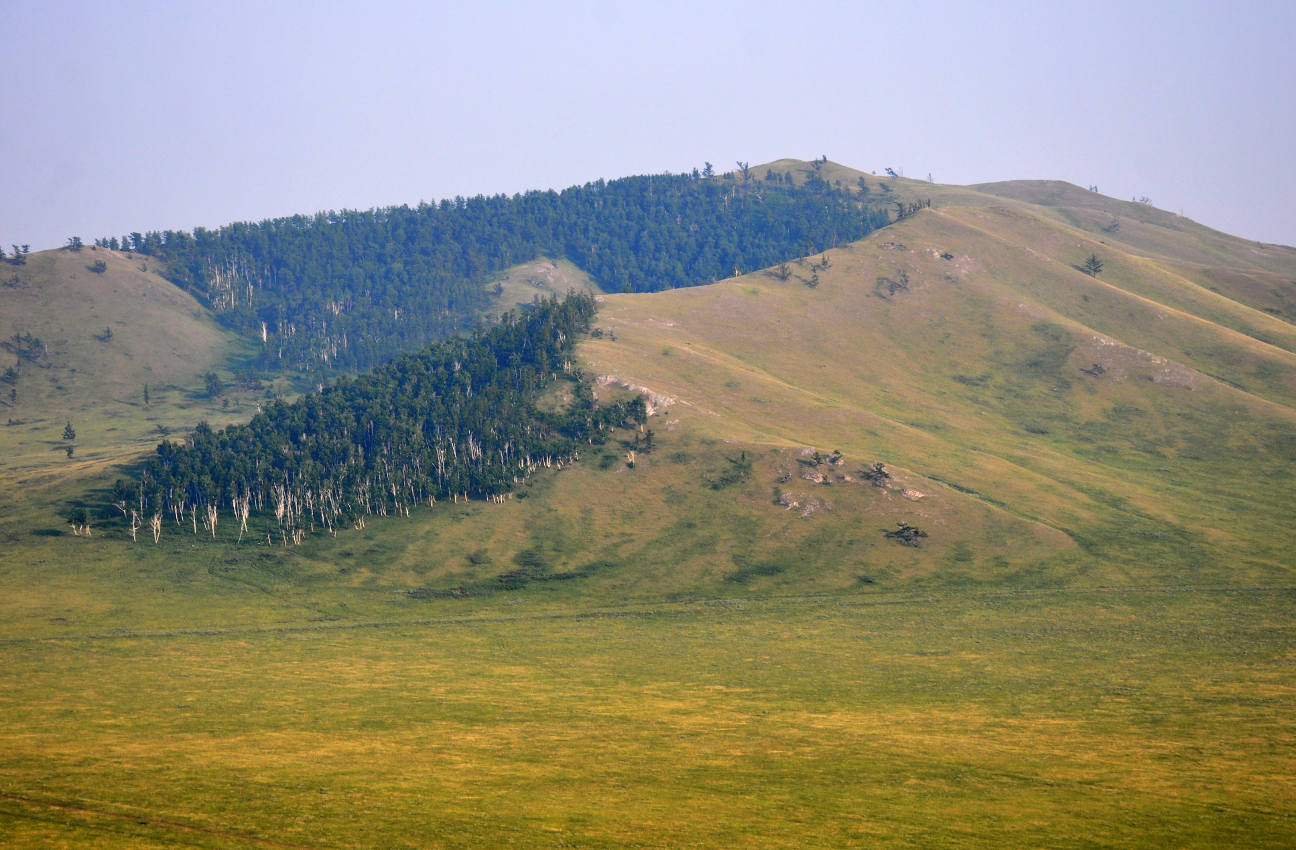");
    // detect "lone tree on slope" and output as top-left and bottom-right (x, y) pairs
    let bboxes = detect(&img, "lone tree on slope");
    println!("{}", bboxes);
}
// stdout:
(1083, 254), (1104, 277)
